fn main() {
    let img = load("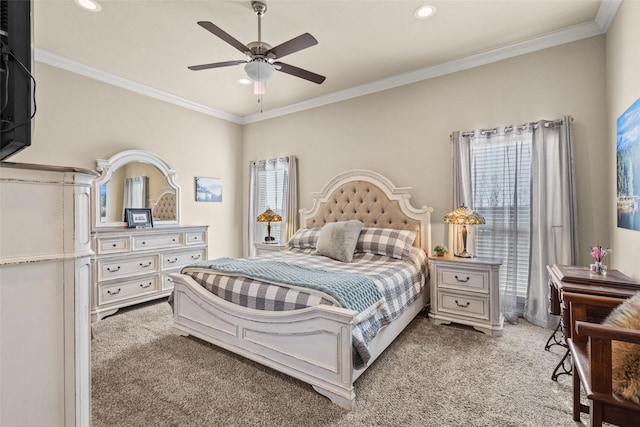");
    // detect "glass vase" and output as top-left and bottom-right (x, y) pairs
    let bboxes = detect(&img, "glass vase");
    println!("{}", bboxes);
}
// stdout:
(590, 261), (607, 275)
